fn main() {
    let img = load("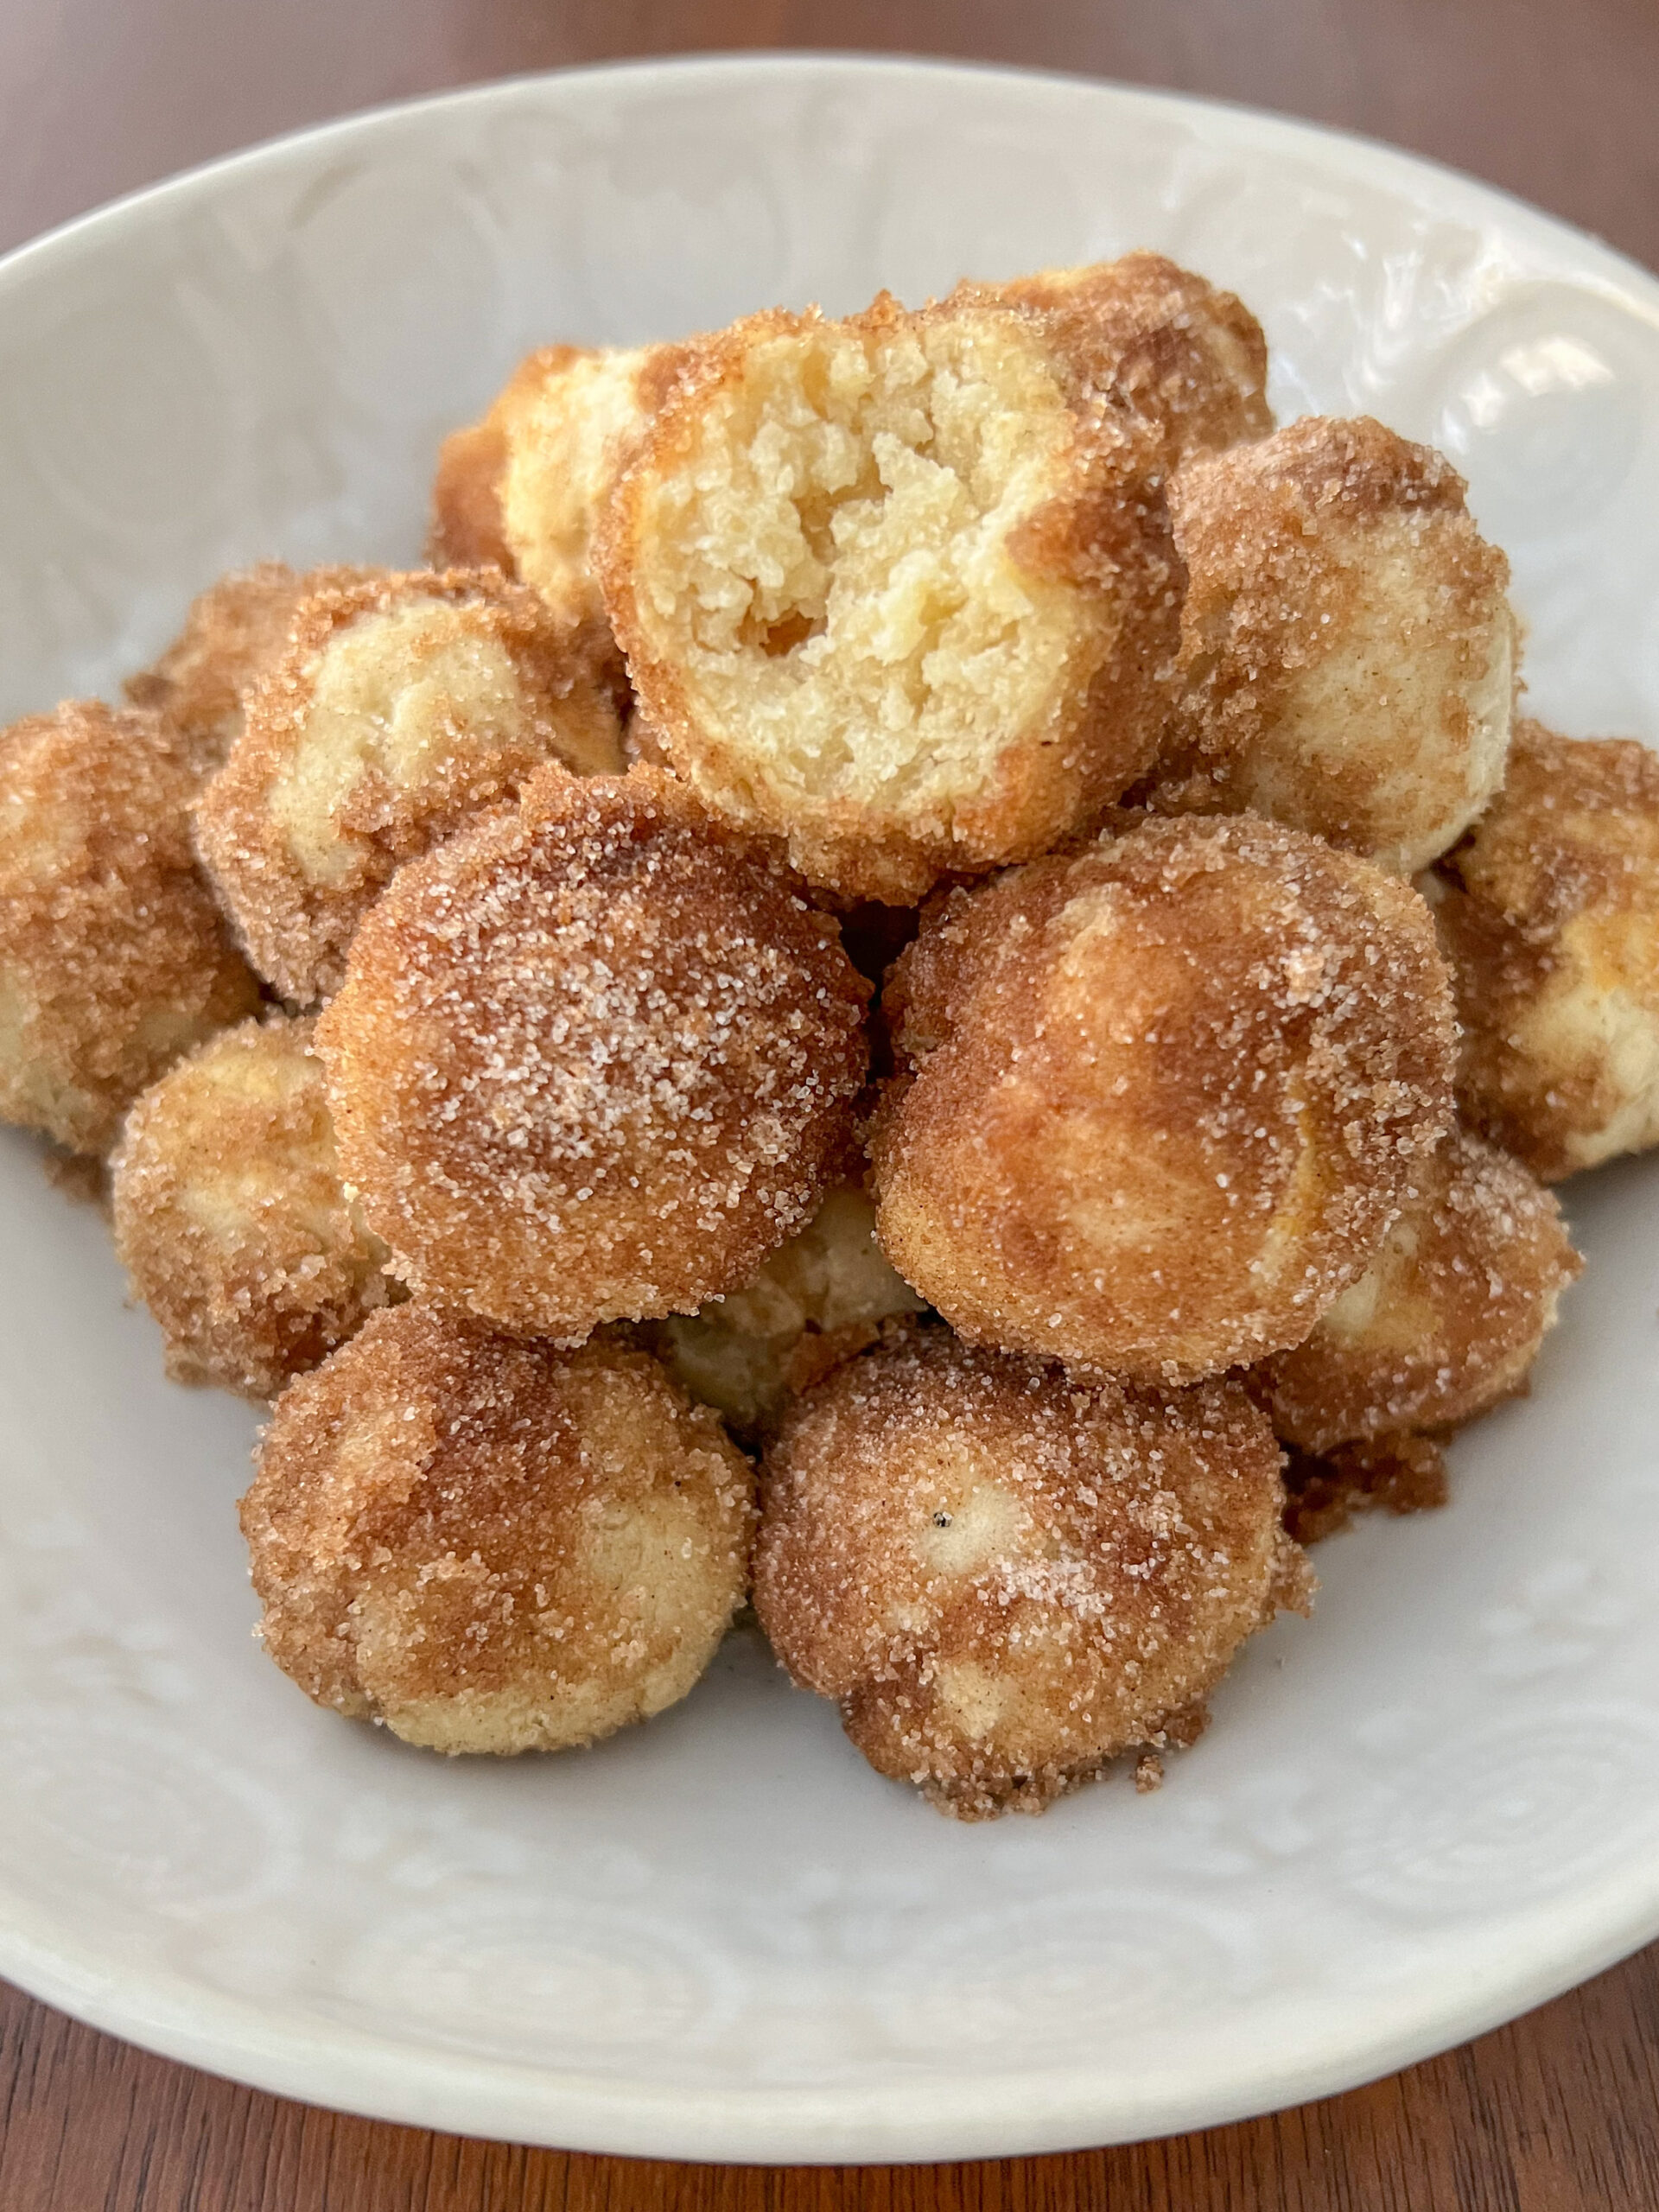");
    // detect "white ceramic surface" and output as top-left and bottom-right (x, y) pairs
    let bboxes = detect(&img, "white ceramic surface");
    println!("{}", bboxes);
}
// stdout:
(2, 55), (1658, 2166)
